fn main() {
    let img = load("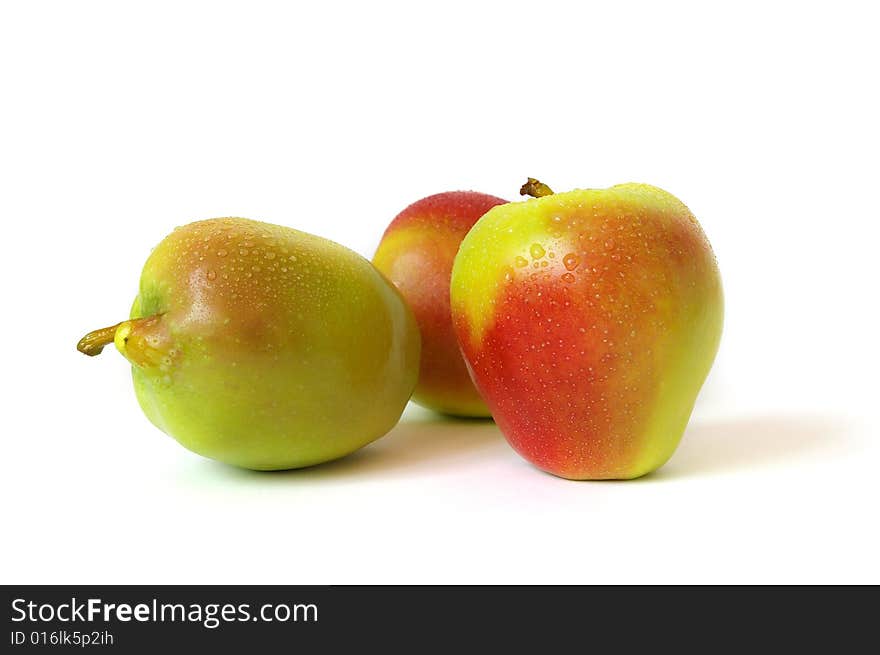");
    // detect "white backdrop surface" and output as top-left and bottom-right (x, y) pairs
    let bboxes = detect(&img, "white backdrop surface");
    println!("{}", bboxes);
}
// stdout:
(1, 1), (877, 583)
